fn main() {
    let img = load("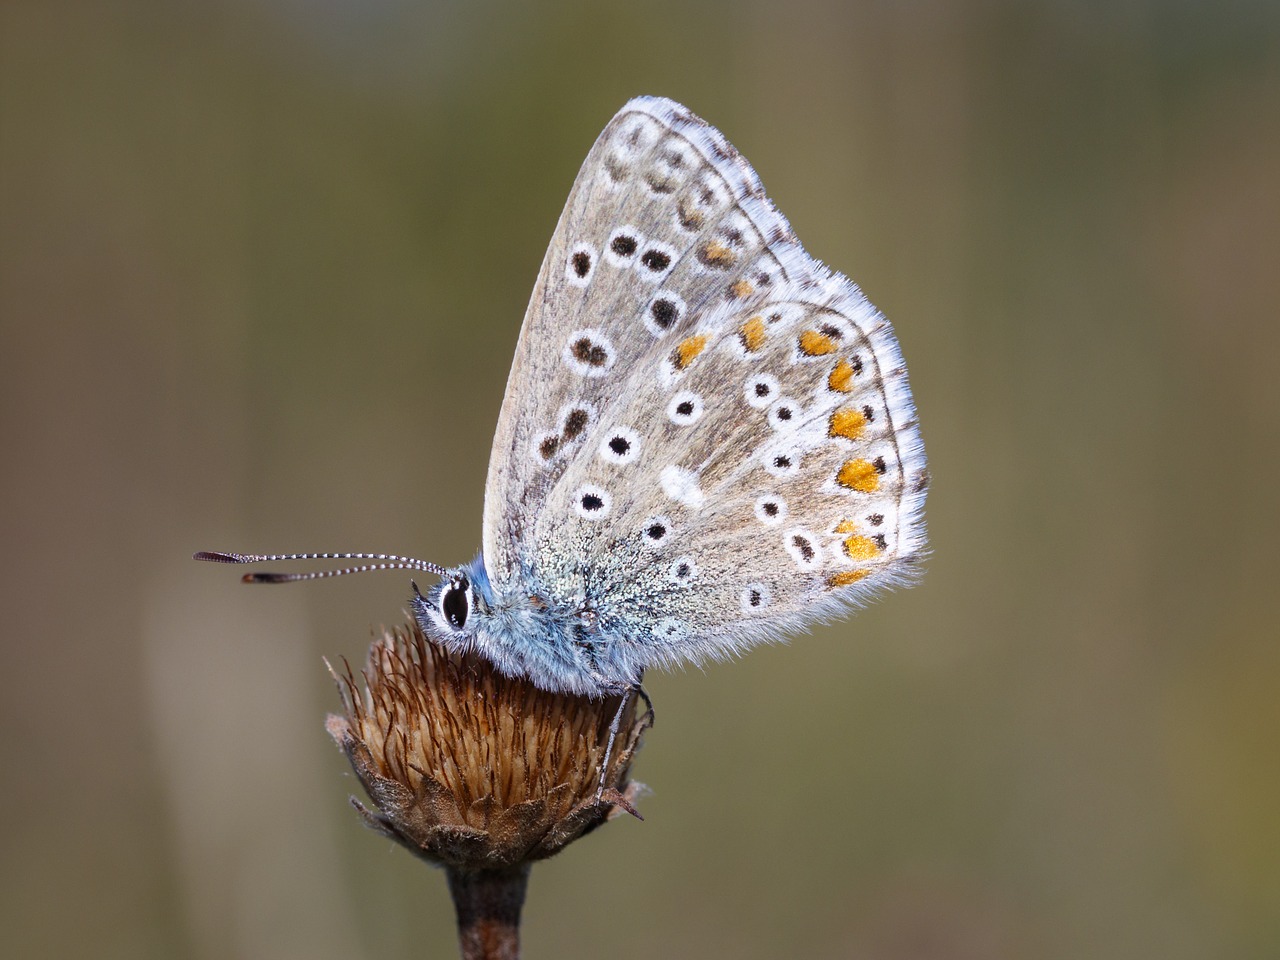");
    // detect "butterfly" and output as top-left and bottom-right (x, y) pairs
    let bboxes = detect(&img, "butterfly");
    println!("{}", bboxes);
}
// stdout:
(198, 96), (928, 715)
